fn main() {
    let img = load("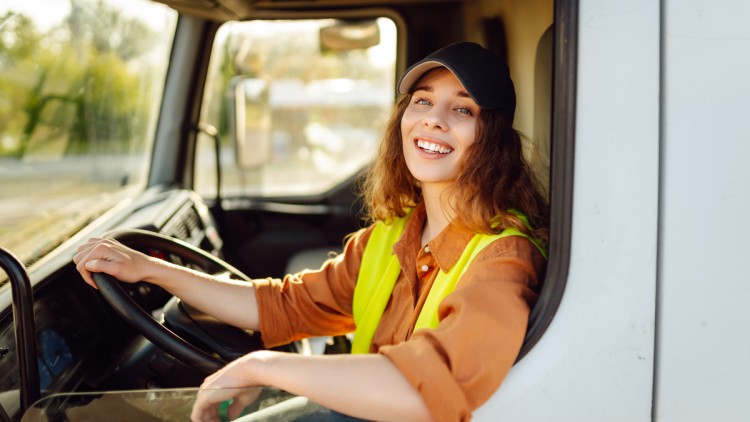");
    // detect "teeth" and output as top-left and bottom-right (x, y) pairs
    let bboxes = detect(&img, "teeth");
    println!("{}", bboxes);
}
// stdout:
(417, 139), (453, 154)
